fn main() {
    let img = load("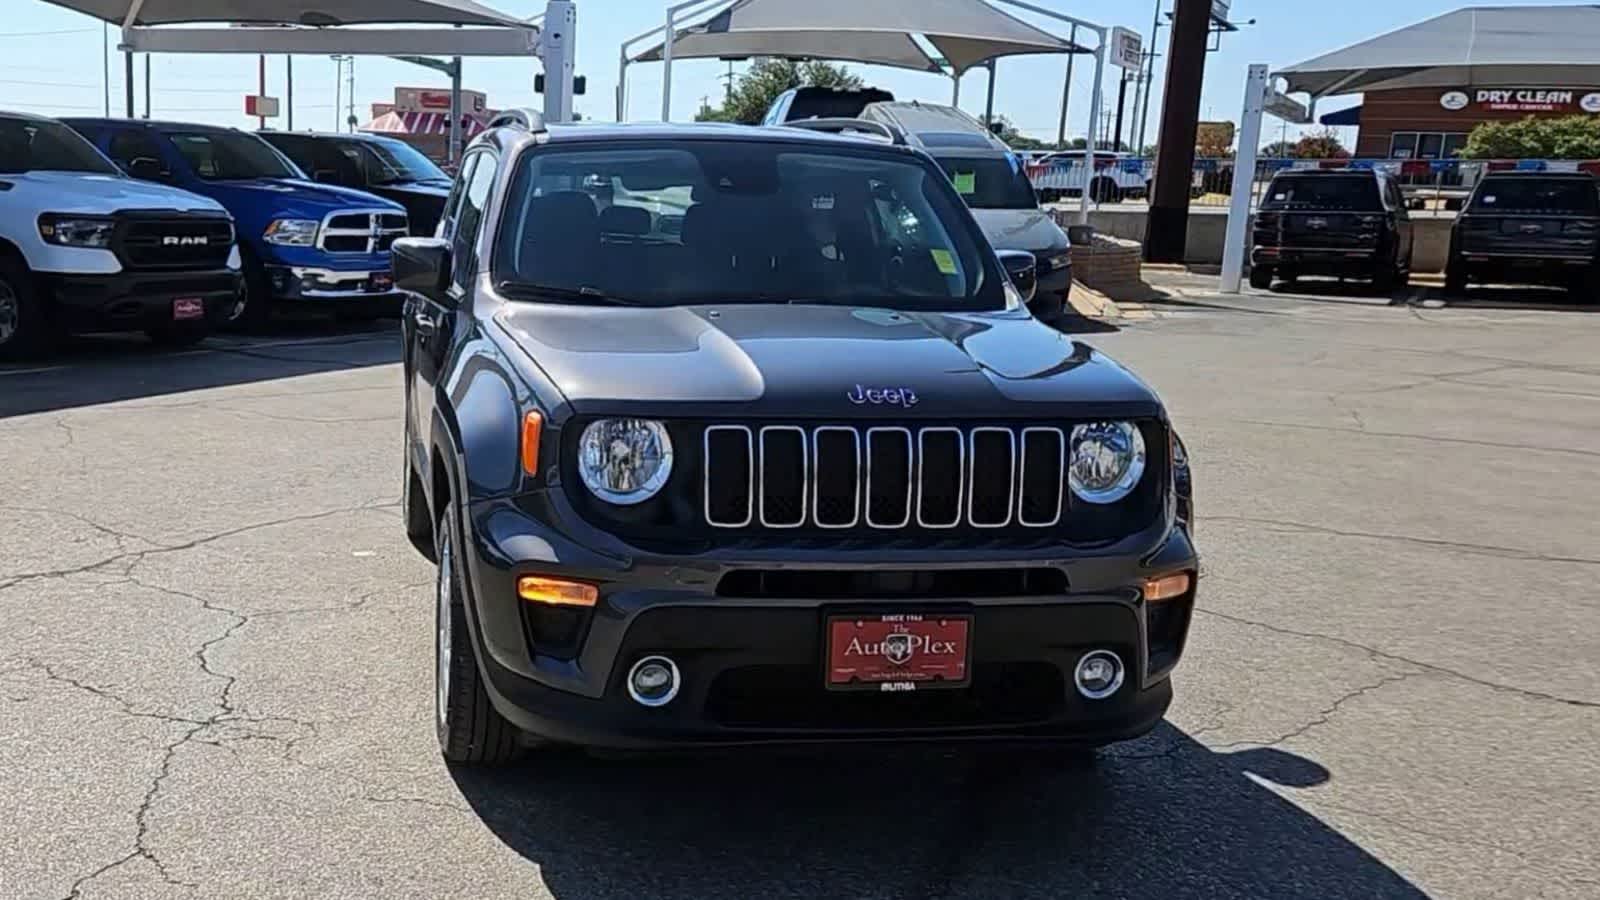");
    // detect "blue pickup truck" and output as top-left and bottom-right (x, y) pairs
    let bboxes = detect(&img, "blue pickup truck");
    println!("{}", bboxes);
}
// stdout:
(64, 119), (408, 326)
